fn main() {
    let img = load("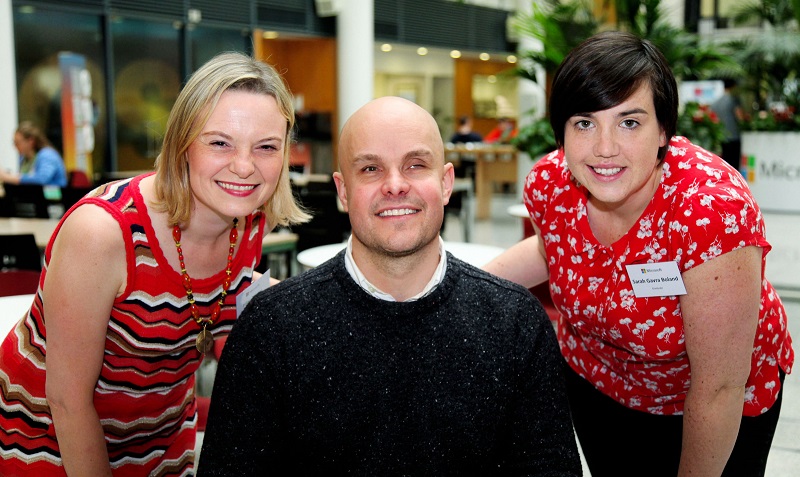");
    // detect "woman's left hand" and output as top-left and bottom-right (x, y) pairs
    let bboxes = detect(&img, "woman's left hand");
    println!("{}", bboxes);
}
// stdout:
(678, 245), (762, 476)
